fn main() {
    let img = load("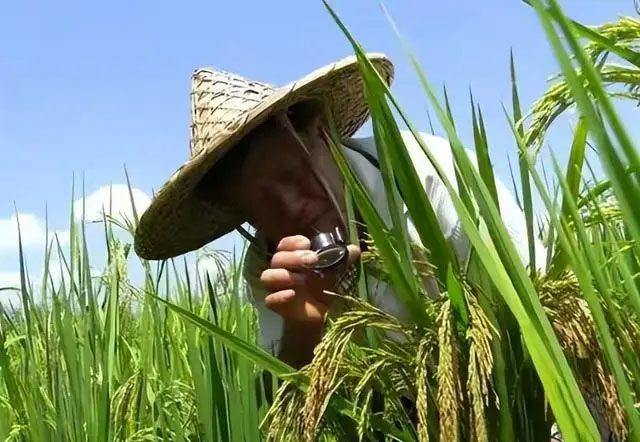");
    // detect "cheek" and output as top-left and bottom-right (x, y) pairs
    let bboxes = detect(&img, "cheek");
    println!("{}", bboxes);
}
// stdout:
(231, 184), (262, 224)
(239, 183), (287, 227)
(298, 174), (324, 199)
(314, 155), (343, 196)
